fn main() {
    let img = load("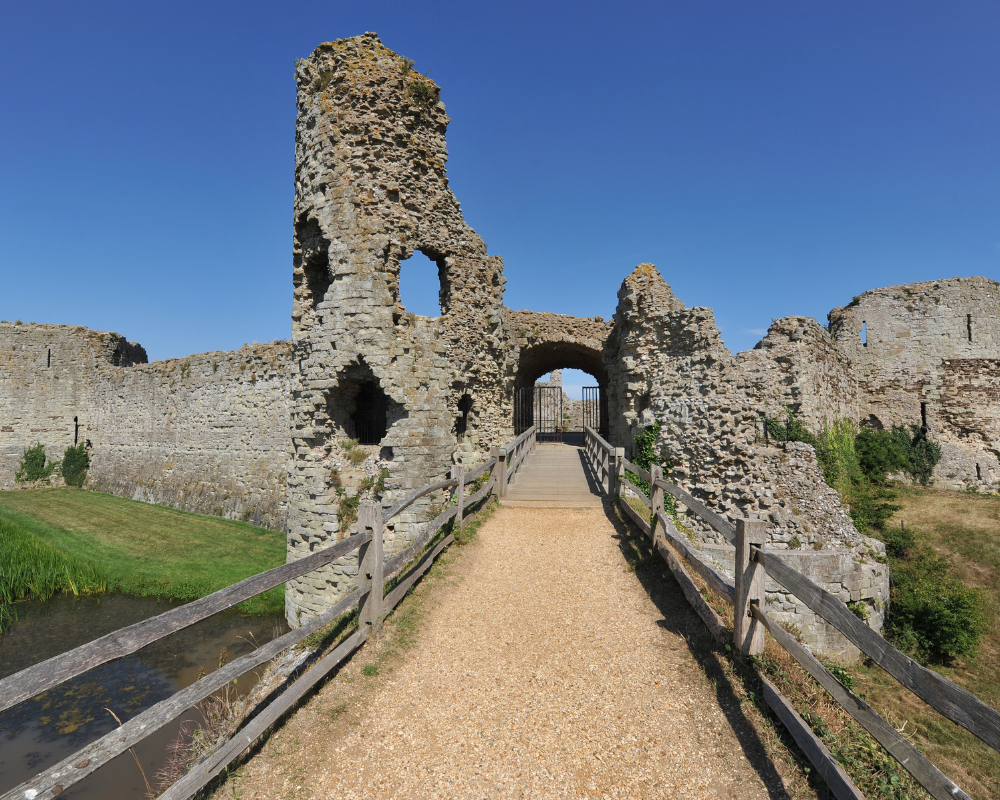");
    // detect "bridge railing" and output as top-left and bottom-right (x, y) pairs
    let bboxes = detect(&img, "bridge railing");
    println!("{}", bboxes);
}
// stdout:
(584, 425), (997, 800)
(496, 424), (536, 498)
(1, 444), (512, 800)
